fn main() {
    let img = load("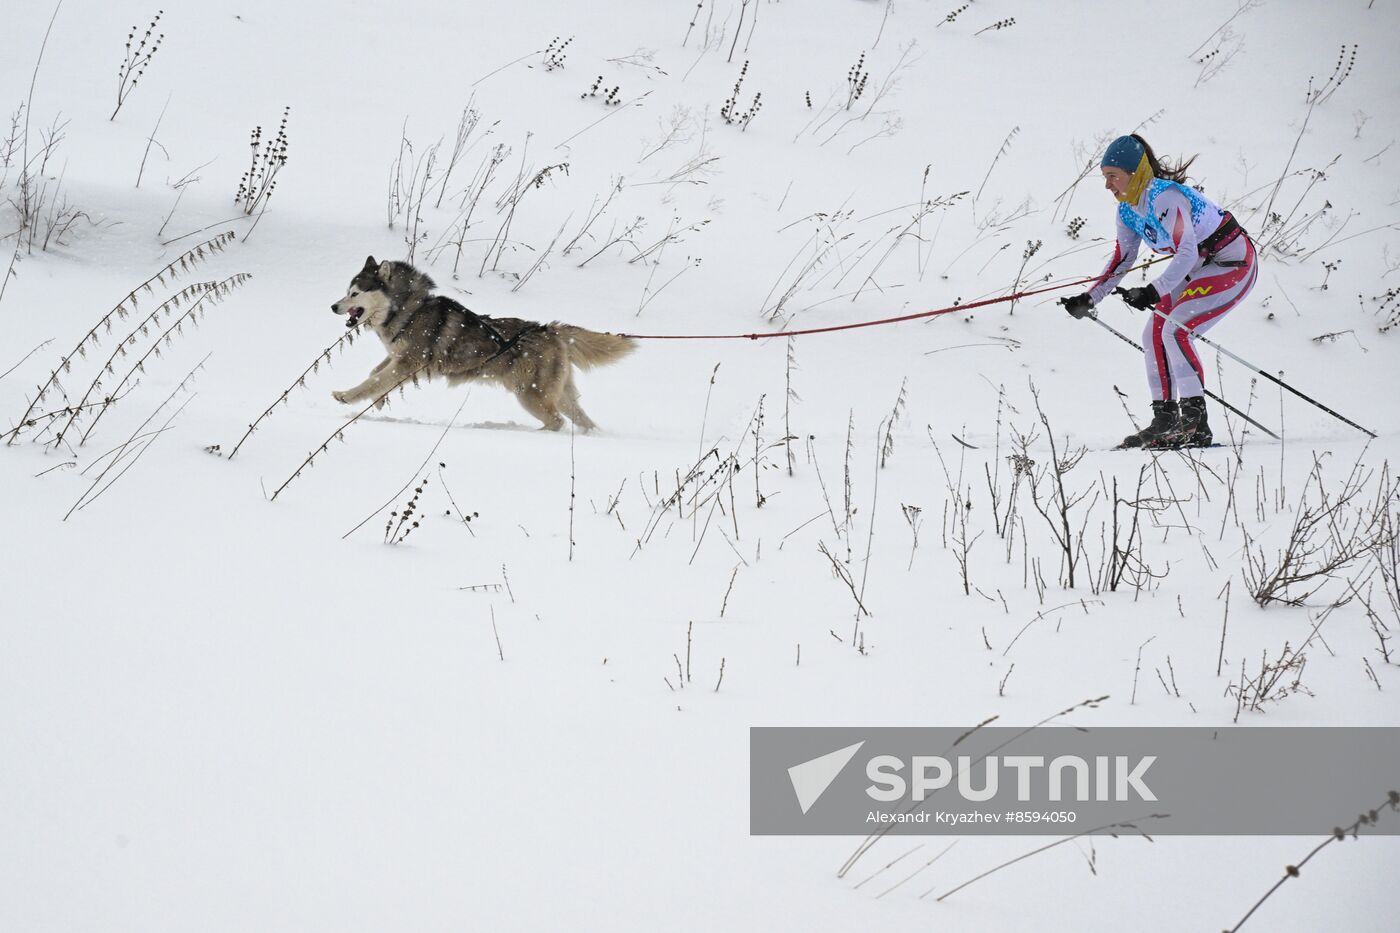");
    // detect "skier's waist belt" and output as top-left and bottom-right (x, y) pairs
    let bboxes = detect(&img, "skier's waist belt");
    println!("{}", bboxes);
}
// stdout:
(1199, 213), (1247, 265)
